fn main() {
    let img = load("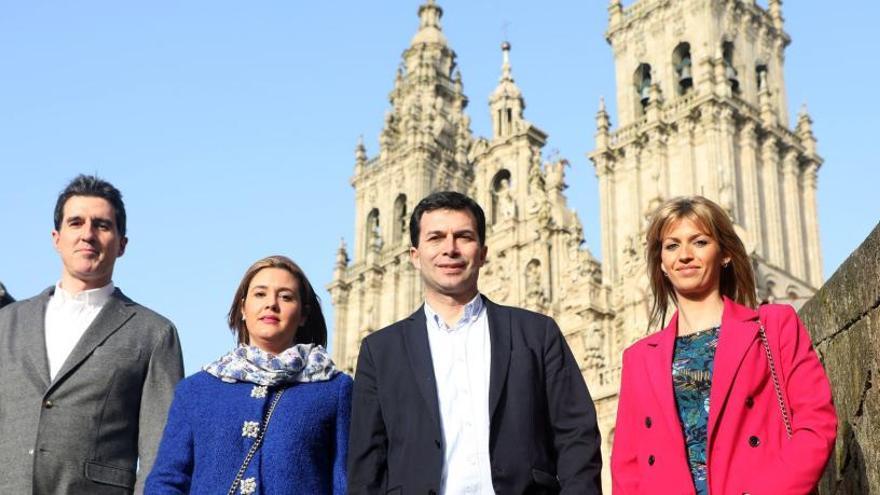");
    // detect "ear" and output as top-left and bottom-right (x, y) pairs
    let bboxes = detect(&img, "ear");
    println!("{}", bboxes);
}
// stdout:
(409, 246), (421, 270)
(51, 230), (61, 253)
(477, 244), (488, 267)
(118, 236), (128, 257)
